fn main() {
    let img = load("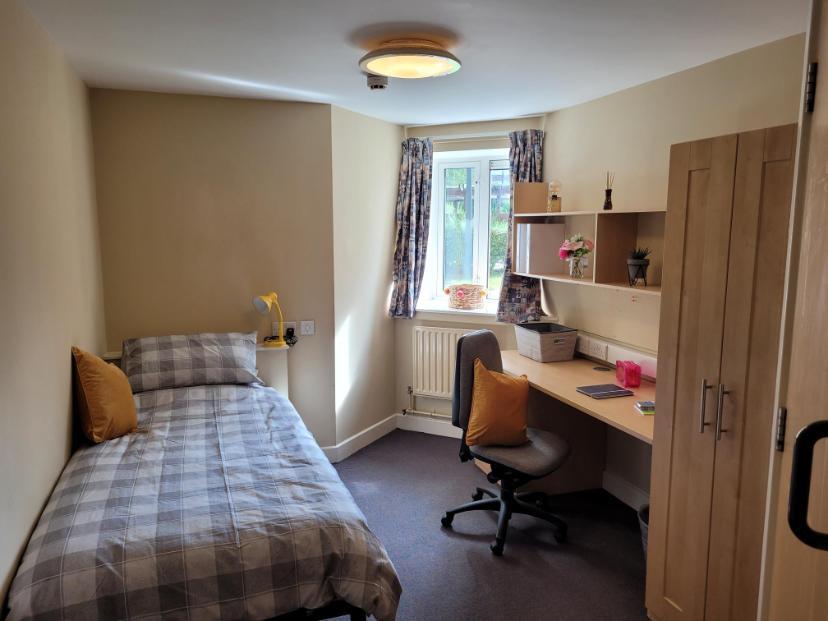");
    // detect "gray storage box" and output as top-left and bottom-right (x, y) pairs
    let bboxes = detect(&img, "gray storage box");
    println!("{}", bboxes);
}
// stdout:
(515, 322), (577, 362)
